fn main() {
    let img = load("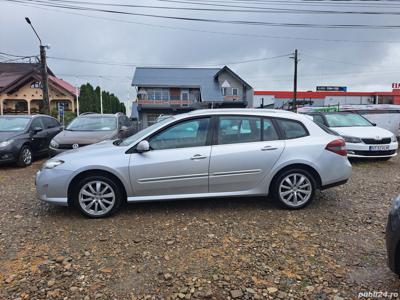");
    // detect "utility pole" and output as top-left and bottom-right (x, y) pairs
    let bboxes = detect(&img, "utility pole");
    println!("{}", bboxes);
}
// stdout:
(100, 86), (103, 114)
(25, 17), (50, 115)
(291, 49), (298, 112)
